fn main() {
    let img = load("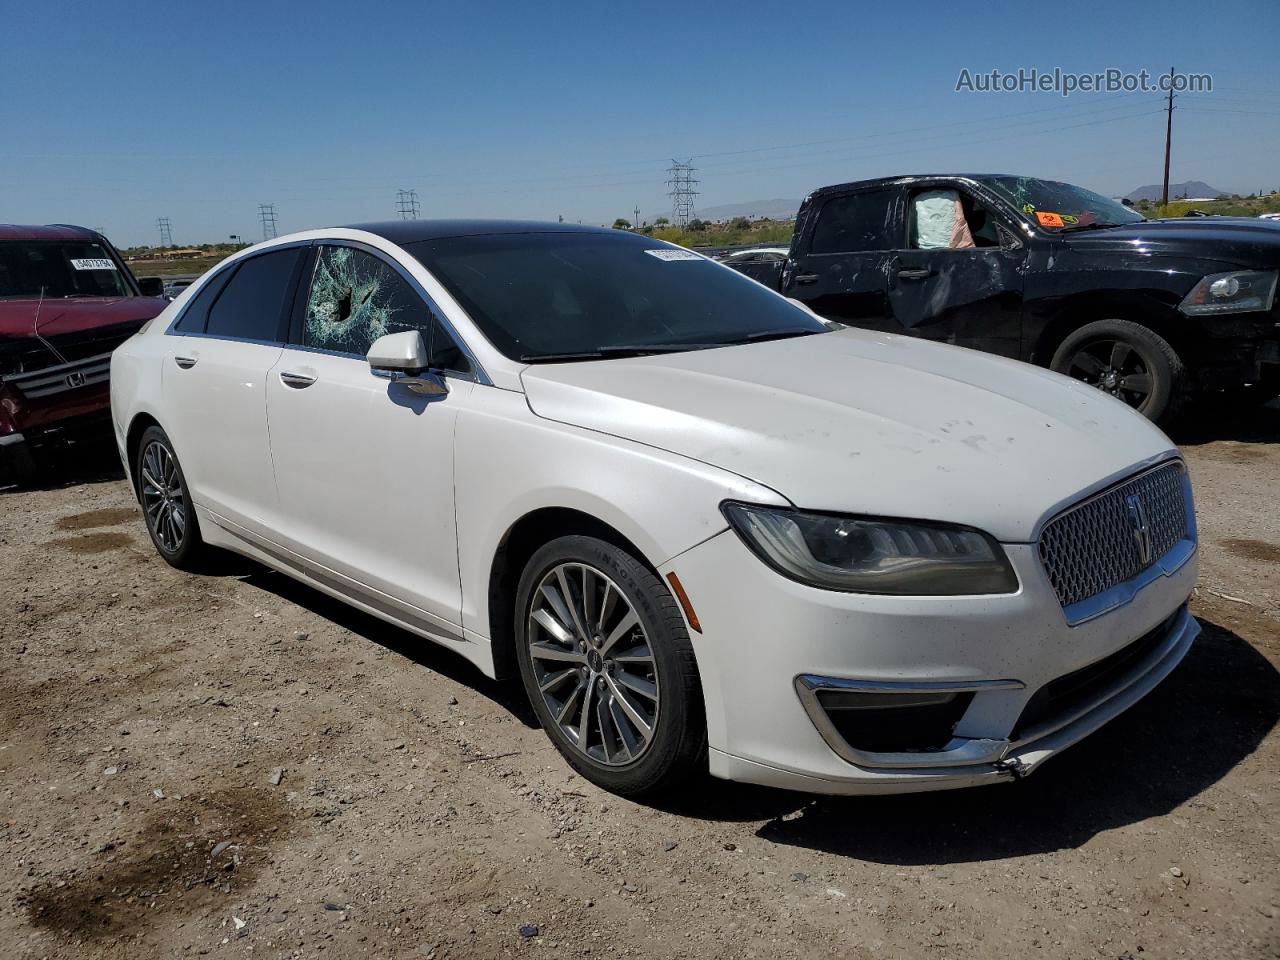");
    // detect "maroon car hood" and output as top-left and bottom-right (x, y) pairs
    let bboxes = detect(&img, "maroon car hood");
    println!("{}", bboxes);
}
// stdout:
(0, 297), (165, 338)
